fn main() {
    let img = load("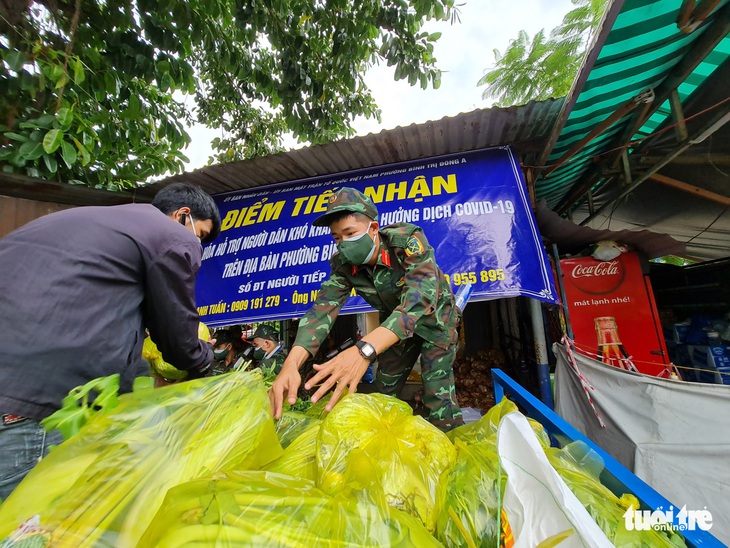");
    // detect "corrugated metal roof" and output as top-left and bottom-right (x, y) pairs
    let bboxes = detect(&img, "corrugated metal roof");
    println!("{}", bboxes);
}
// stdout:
(536, 0), (730, 210)
(140, 99), (564, 197)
